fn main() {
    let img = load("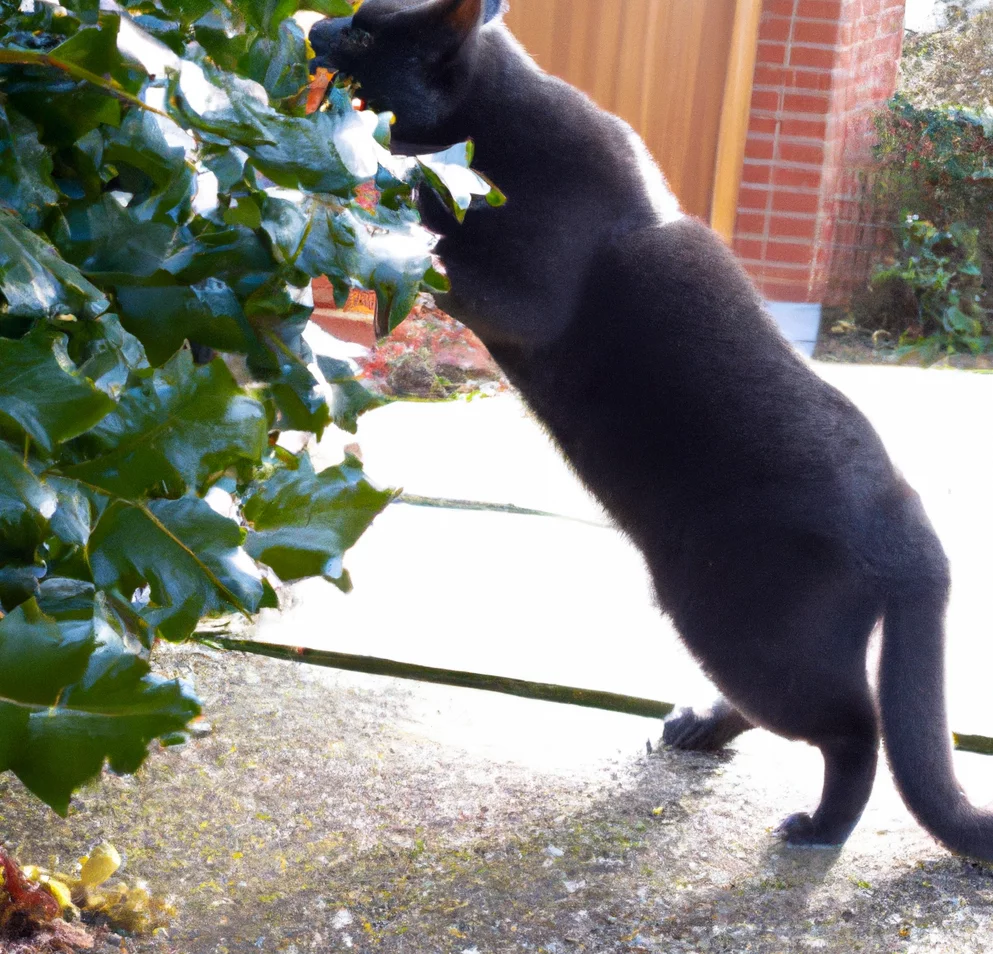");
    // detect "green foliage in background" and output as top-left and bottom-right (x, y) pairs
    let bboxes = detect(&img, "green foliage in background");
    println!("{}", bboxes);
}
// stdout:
(861, 95), (992, 358)
(0, 0), (498, 814)
(871, 217), (990, 361)
(873, 95), (993, 239)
